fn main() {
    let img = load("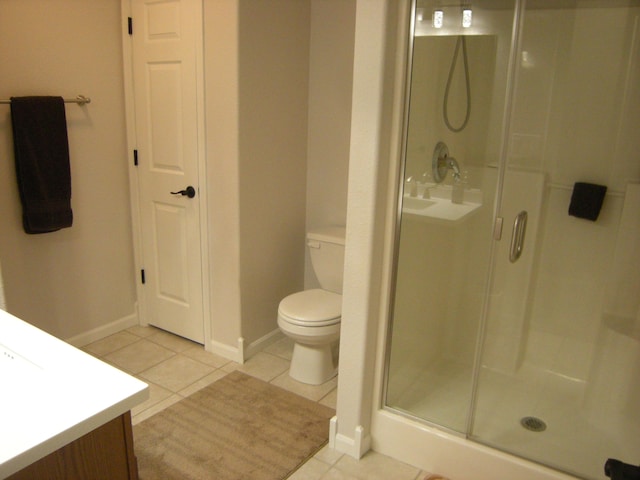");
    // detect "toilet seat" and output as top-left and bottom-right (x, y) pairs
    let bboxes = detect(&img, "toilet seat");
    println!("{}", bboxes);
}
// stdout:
(278, 289), (341, 327)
